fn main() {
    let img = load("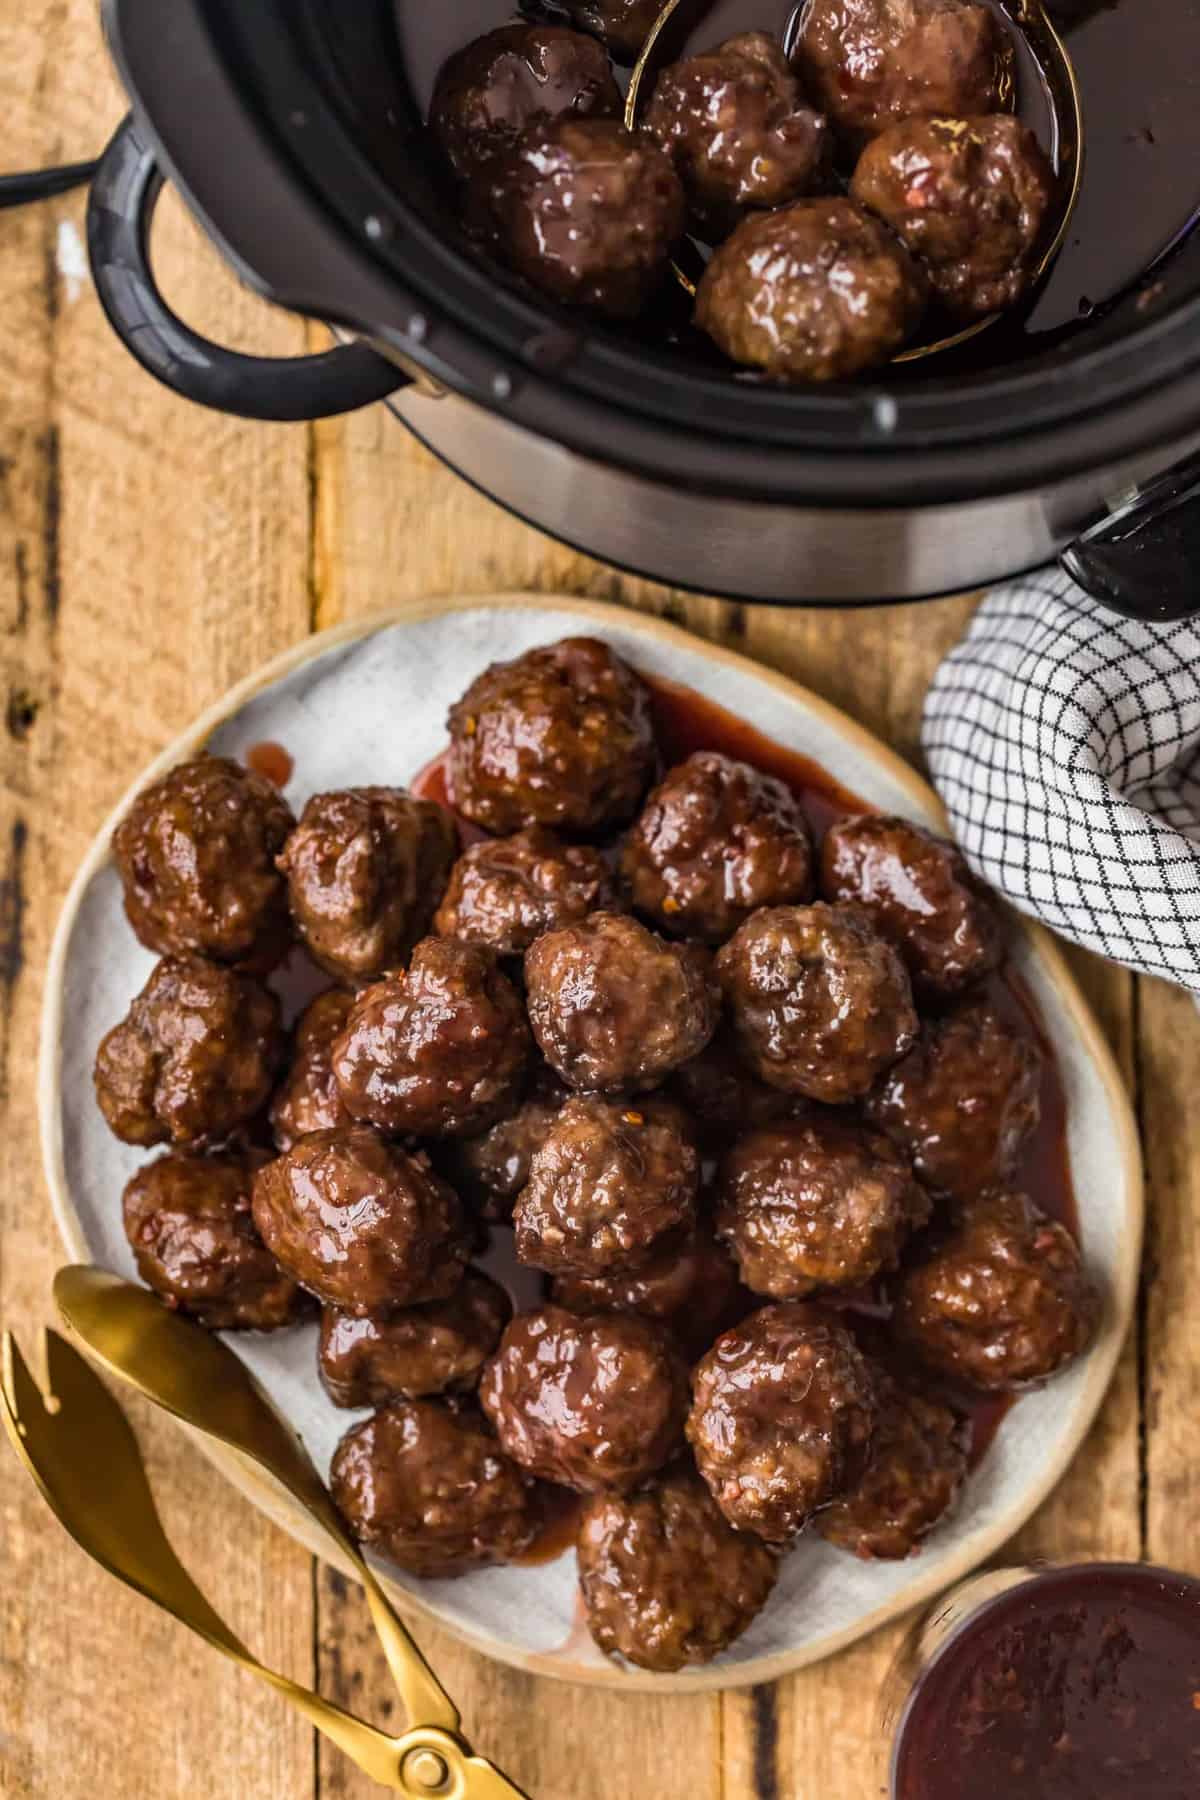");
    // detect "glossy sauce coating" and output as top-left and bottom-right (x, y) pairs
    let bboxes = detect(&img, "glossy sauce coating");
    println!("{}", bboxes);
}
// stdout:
(434, 825), (613, 956)
(332, 937), (530, 1138)
(514, 1091), (699, 1275)
(94, 954), (282, 1148)
(277, 786), (456, 986)
(122, 1148), (308, 1331)
(269, 989), (356, 1152)
(621, 748), (815, 943)
(480, 1304), (689, 1493)
(436, 1062), (567, 1220)
(318, 1267), (512, 1406)
(815, 1370), (968, 1558)
(113, 754), (294, 971)
(553, 1225), (746, 1358)
(251, 1125), (470, 1316)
